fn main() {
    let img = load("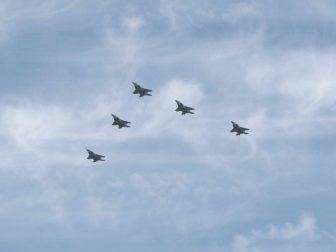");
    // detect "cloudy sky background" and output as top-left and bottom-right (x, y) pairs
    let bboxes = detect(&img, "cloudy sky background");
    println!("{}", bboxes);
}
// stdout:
(0, 0), (336, 251)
